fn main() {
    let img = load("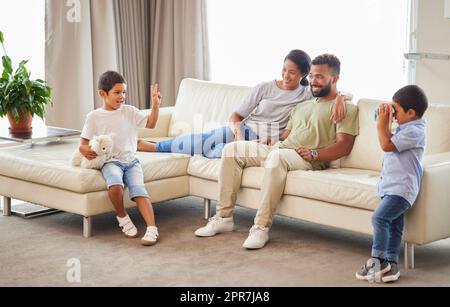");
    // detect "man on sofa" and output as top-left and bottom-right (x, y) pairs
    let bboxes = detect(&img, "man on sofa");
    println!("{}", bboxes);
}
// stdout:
(195, 54), (360, 249)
